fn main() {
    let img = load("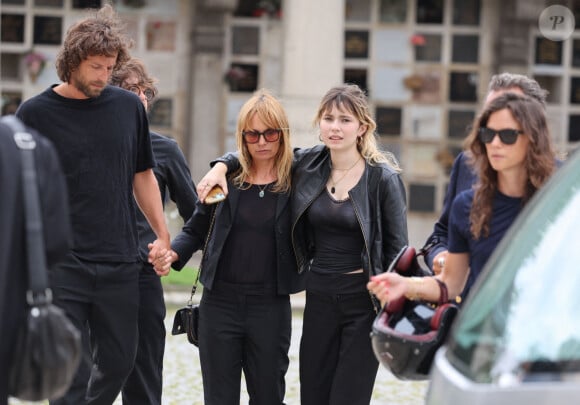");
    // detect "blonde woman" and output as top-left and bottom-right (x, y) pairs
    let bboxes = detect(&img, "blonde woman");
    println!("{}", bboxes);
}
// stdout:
(160, 89), (303, 404)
